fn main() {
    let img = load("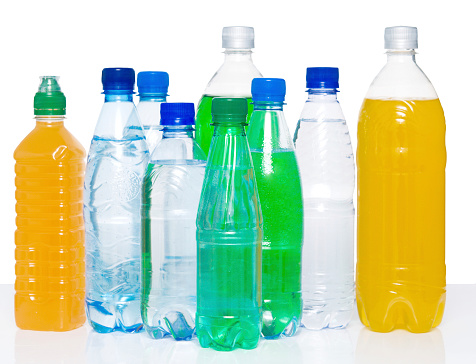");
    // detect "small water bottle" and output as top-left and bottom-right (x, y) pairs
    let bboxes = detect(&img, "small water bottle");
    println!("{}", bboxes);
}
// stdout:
(294, 67), (355, 330)
(137, 71), (169, 152)
(141, 103), (206, 340)
(84, 68), (149, 333)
